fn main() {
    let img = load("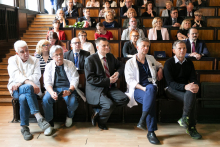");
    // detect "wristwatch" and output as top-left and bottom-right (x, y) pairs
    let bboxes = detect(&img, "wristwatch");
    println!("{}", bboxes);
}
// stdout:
(68, 89), (74, 94)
